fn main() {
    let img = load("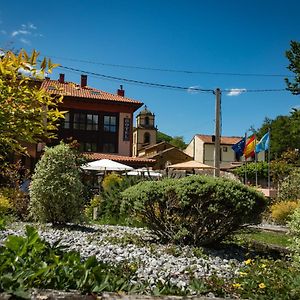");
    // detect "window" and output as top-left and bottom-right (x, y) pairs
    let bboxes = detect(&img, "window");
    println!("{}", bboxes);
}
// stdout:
(63, 112), (70, 129)
(103, 143), (116, 153)
(79, 142), (97, 152)
(144, 132), (150, 144)
(145, 116), (149, 126)
(104, 116), (117, 132)
(223, 147), (228, 152)
(73, 113), (98, 131)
